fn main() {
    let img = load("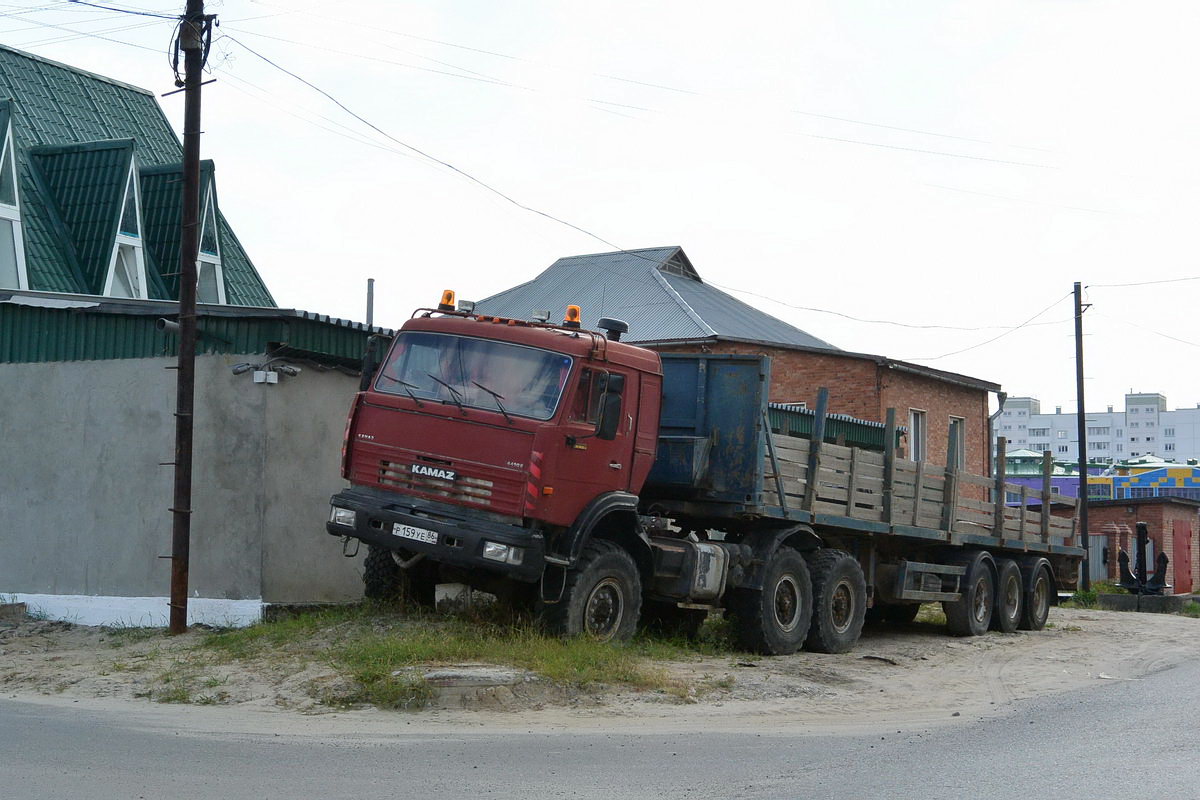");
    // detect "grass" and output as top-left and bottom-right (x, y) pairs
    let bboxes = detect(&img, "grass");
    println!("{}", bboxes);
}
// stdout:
(190, 600), (743, 710)
(1064, 580), (1128, 608)
(1181, 601), (1200, 619)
